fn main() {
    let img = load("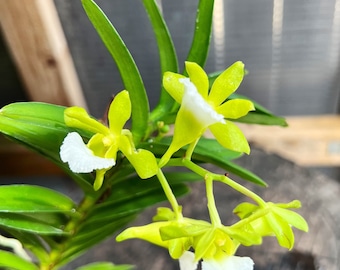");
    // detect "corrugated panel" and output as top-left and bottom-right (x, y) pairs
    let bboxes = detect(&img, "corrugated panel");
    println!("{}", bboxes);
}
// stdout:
(54, 0), (340, 118)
